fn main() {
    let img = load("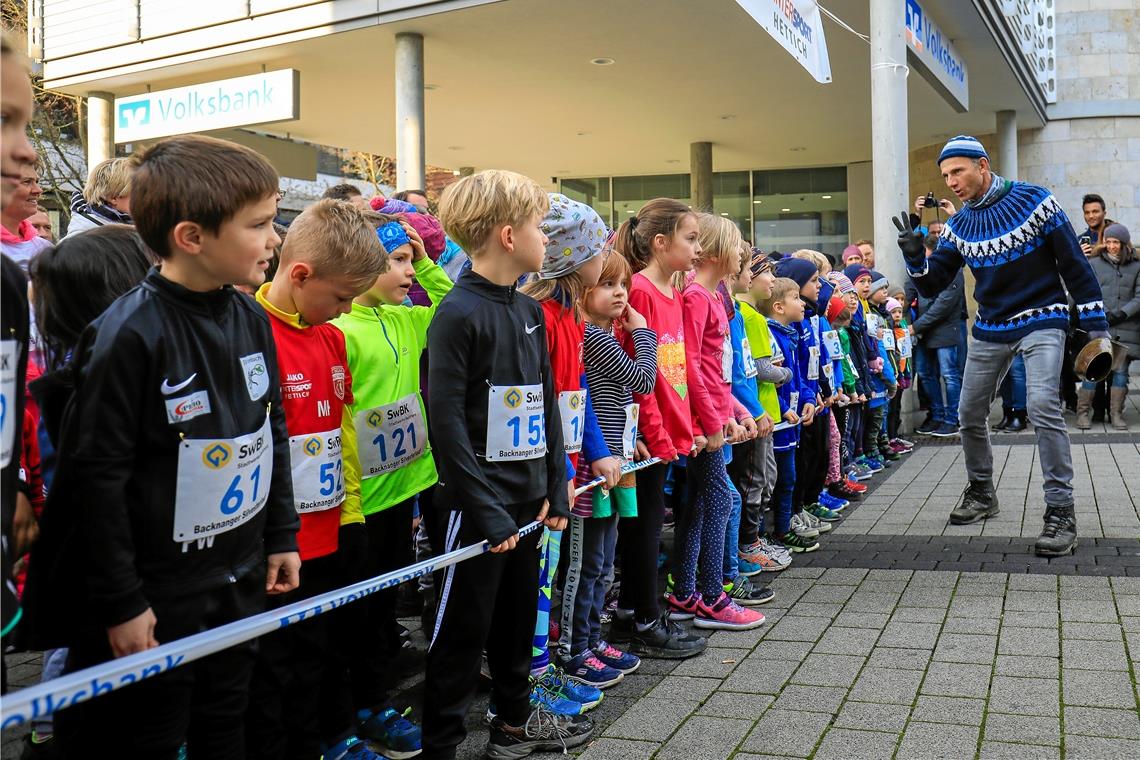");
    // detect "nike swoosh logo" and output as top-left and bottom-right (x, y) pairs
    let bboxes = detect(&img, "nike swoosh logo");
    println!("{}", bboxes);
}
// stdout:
(525, 324), (539, 335)
(161, 373), (198, 395)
